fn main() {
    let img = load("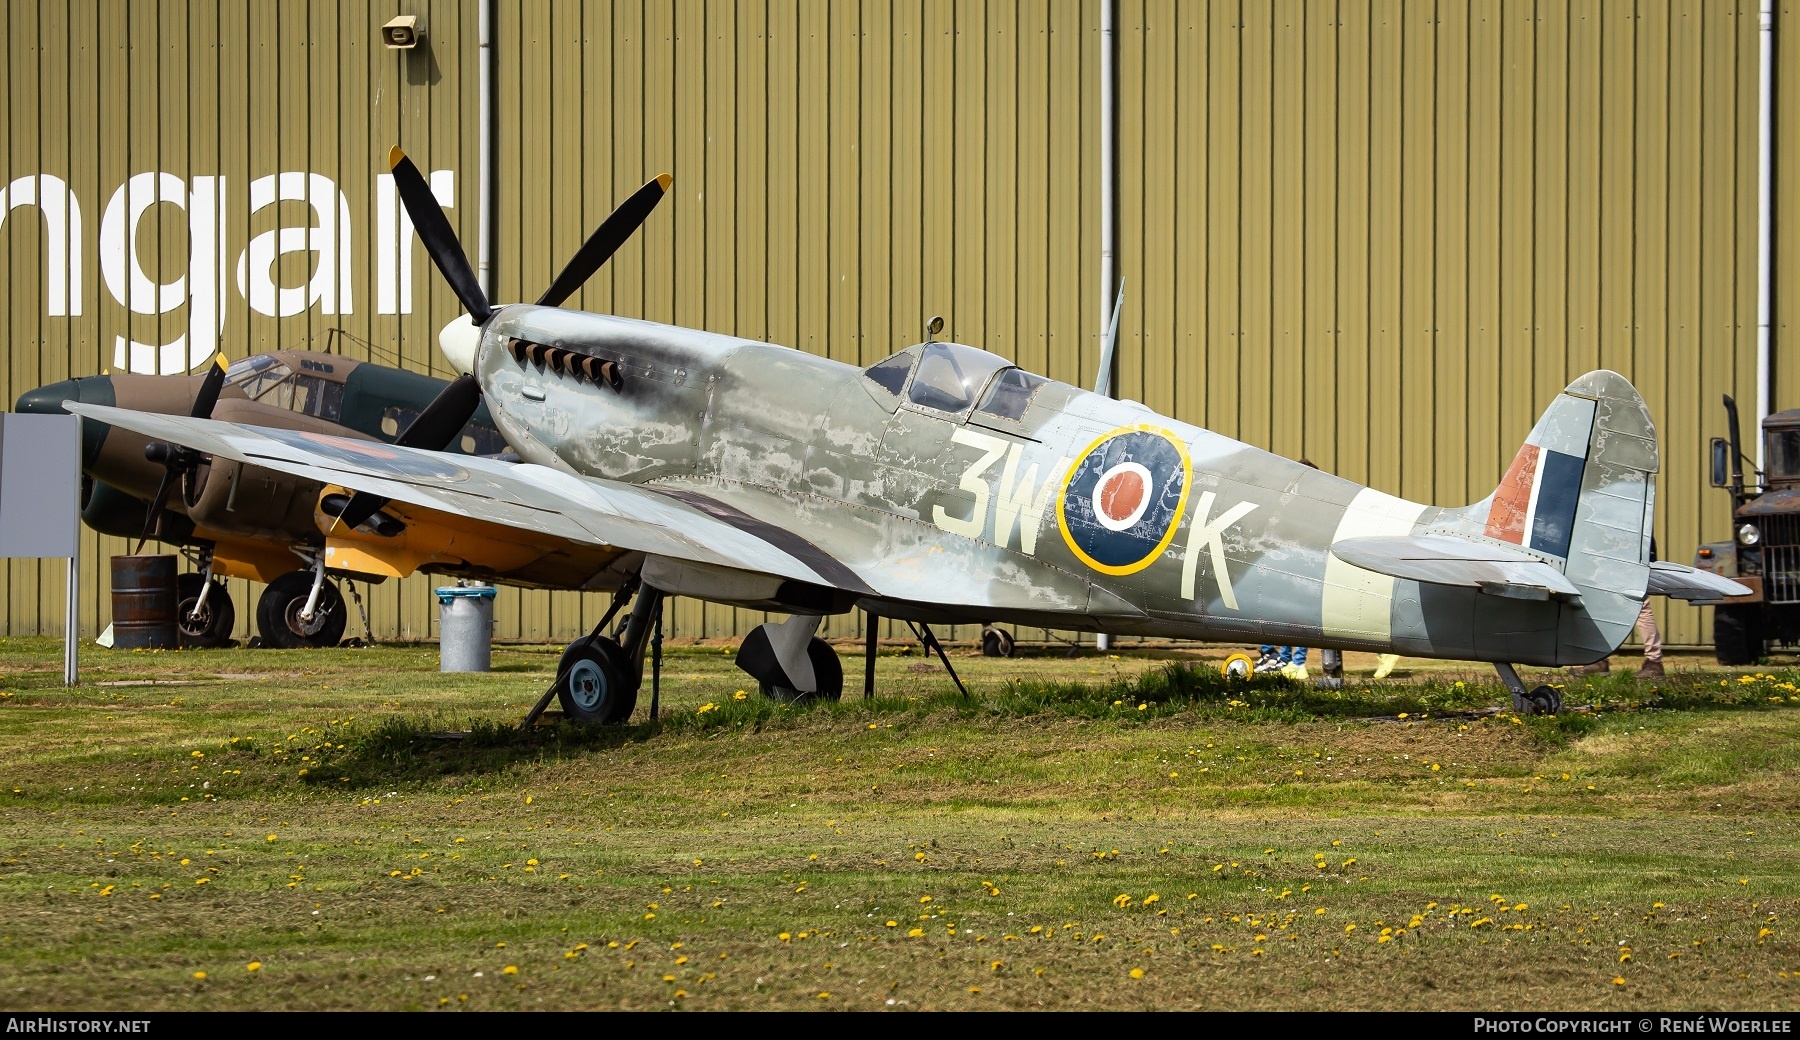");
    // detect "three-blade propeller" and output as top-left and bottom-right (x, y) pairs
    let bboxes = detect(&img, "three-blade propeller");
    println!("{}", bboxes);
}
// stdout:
(328, 150), (671, 535)
(137, 357), (229, 552)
